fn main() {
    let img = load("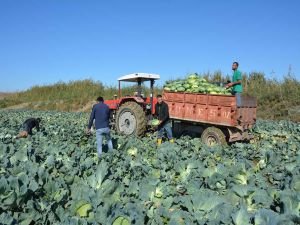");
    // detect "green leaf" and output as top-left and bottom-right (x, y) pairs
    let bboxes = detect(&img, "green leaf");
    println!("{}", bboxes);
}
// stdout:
(87, 161), (108, 189)
(232, 207), (251, 225)
(0, 213), (15, 225)
(232, 185), (254, 197)
(254, 209), (281, 225)
(192, 191), (224, 212)
(28, 179), (39, 192)
(280, 192), (300, 216)
(20, 218), (33, 225)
